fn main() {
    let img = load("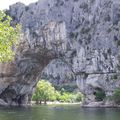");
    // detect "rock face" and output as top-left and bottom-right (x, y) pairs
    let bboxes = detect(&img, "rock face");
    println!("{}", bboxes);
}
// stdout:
(1, 0), (120, 106)
(0, 21), (67, 106)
